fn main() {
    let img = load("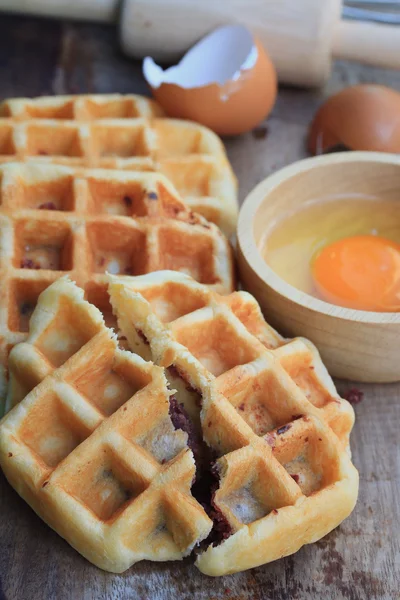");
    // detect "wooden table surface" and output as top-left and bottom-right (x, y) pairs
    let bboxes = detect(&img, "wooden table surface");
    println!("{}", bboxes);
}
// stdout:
(0, 13), (399, 600)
